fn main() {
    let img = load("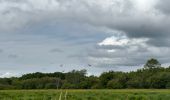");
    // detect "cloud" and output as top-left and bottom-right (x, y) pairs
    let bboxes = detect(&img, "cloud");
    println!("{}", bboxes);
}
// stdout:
(49, 48), (64, 53)
(0, 49), (3, 53)
(8, 54), (18, 59)
(87, 35), (170, 67)
(155, 0), (170, 14)
(0, 0), (163, 39)
(98, 36), (129, 46)
(0, 0), (132, 32)
(0, 0), (170, 75)
(0, 72), (19, 78)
